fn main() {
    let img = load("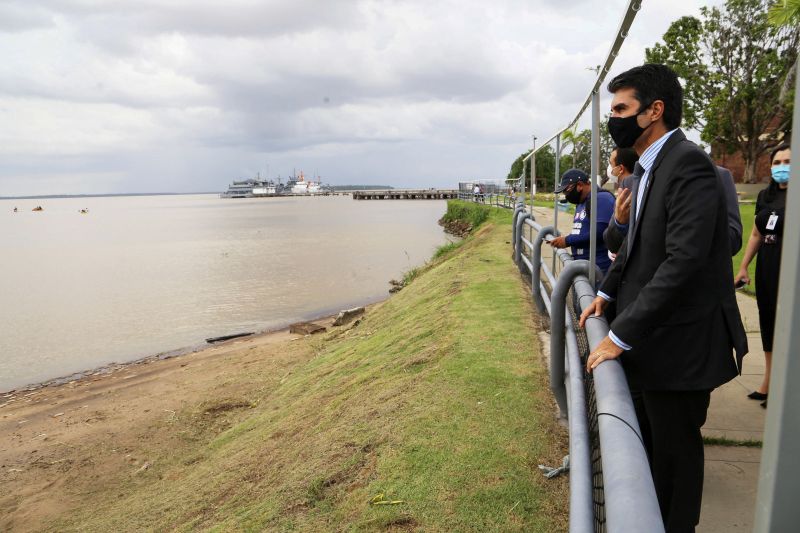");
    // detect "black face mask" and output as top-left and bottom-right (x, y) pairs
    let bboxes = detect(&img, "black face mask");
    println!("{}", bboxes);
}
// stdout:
(607, 104), (653, 148)
(565, 185), (583, 204)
